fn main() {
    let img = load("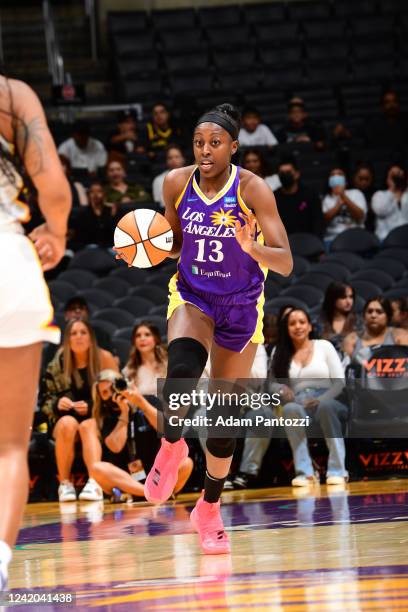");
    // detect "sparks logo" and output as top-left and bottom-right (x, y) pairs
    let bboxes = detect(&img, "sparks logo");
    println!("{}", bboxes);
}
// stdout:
(210, 208), (237, 227)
